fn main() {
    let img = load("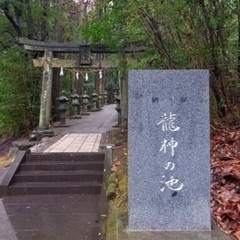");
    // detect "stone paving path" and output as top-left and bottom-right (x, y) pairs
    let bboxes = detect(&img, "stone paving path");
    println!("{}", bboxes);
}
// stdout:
(0, 104), (117, 240)
(53, 104), (117, 135)
(0, 200), (18, 240)
(2, 195), (101, 240)
(44, 133), (102, 153)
